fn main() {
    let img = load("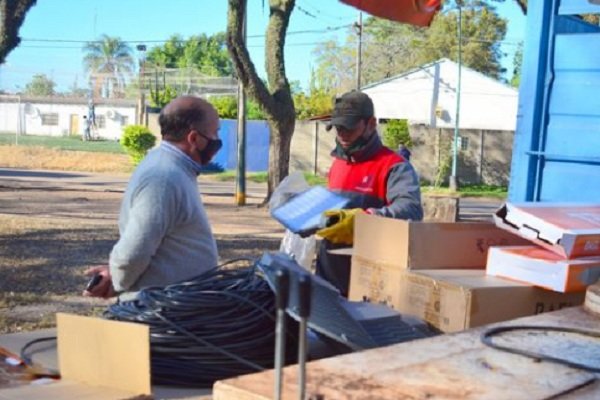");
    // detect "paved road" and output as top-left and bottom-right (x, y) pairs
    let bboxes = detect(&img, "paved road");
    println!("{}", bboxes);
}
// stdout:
(0, 167), (268, 198)
(0, 168), (502, 221)
(458, 197), (502, 221)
